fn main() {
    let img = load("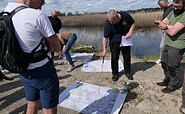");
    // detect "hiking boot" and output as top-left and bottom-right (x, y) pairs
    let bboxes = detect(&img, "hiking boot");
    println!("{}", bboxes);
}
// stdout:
(161, 87), (176, 93)
(67, 65), (75, 72)
(125, 73), (133, 80)
(112, 74), (118, 81)
(156, 81), (168, 86)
